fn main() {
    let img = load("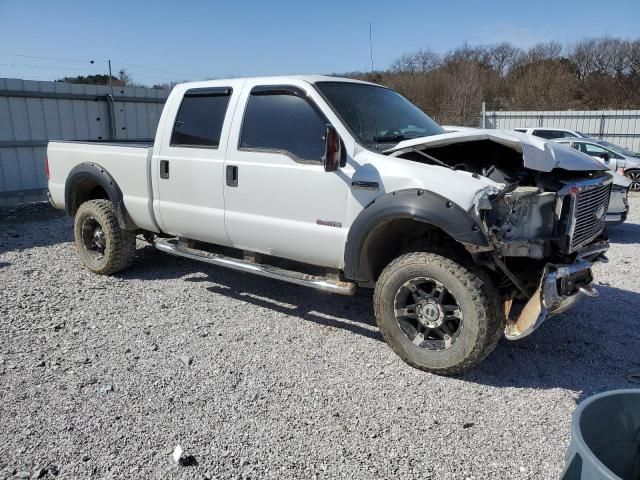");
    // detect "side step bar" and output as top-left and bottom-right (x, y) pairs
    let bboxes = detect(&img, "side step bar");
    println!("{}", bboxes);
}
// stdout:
(155, 238), (356, 295)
